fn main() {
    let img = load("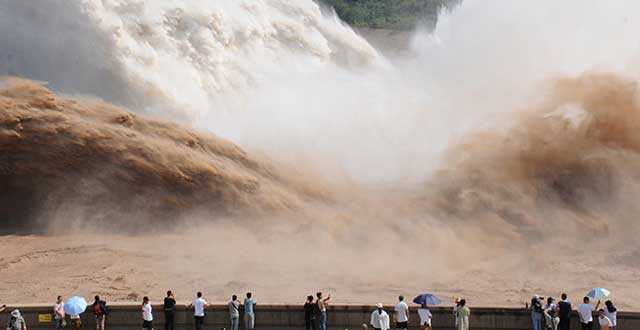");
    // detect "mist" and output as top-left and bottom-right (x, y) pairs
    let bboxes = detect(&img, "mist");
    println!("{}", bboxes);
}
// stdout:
(2, 0), (640, 308)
